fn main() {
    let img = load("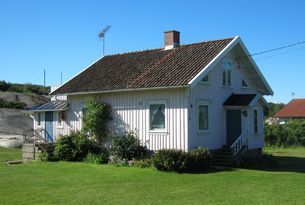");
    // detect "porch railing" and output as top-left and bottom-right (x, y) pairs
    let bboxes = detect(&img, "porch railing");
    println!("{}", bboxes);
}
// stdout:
(230, 131), (248, 157)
